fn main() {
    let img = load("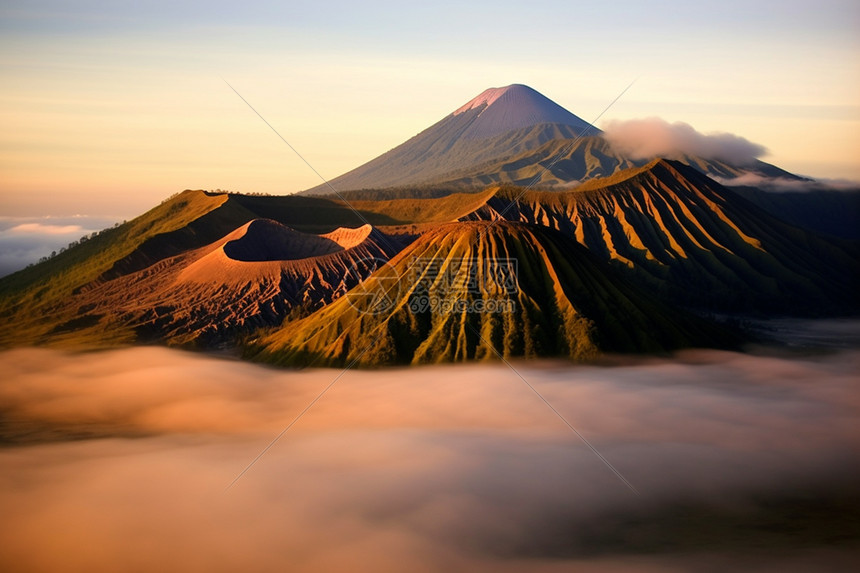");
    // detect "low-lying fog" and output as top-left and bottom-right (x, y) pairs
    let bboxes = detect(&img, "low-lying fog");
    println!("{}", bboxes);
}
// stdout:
(2, 338), (859, 571)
